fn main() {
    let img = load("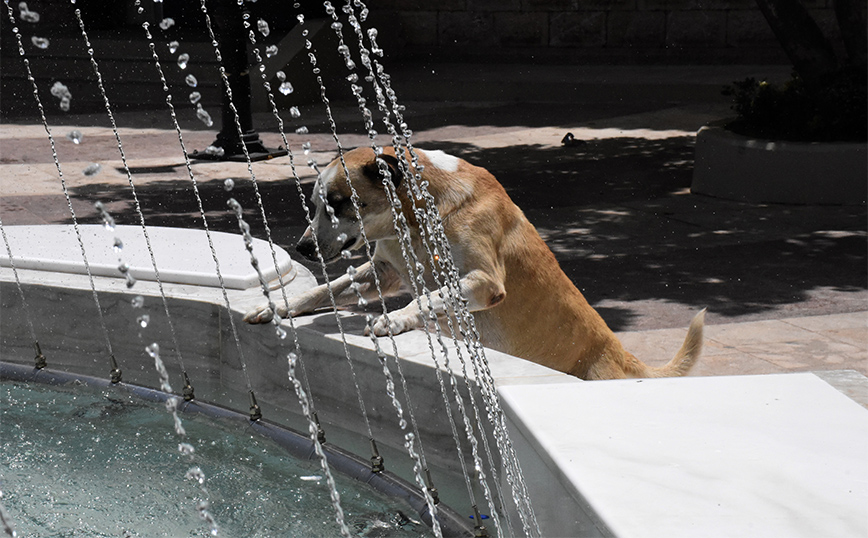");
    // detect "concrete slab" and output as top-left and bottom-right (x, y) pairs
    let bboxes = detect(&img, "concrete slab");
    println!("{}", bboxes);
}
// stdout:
(617, 312), (868, 379)
(0, 224), (299, 290)
(500, 374), (868, 538)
